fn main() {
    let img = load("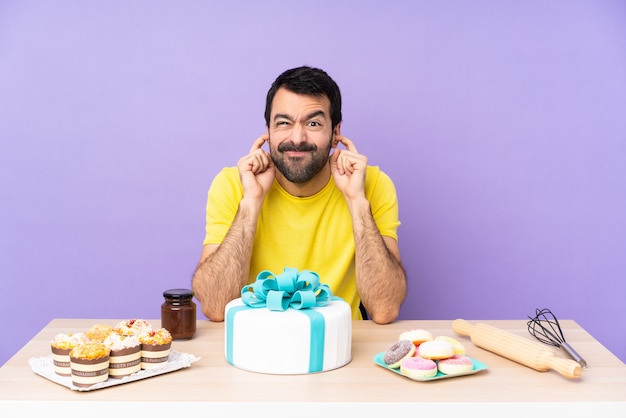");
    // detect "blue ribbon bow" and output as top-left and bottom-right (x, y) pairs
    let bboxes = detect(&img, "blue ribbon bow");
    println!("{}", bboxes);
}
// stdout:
(241, 267), (333, 311)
